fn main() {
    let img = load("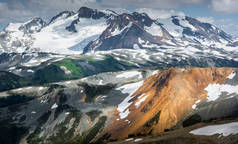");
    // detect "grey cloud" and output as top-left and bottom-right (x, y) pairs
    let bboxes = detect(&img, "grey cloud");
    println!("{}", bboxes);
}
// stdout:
(0, 1), (33, 24)
(0, 0), (98, 25)
(136, 8), (185, 19)
(100, 0), (205, 9)
(210, 0), (238, 13)
(29, 0), (97, 11)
